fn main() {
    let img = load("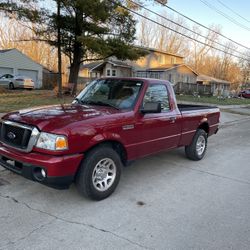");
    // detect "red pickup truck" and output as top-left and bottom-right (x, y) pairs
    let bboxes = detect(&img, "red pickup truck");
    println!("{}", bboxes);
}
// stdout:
(0, 77), (220, 200)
